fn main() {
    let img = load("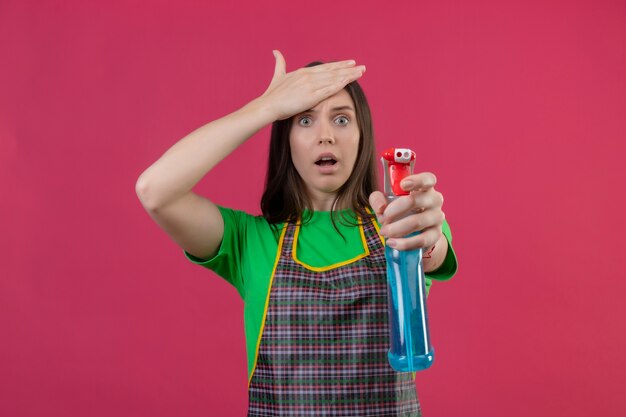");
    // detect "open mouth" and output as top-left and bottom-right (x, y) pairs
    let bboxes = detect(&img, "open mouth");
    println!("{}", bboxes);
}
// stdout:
(315, 157), (337, 166)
